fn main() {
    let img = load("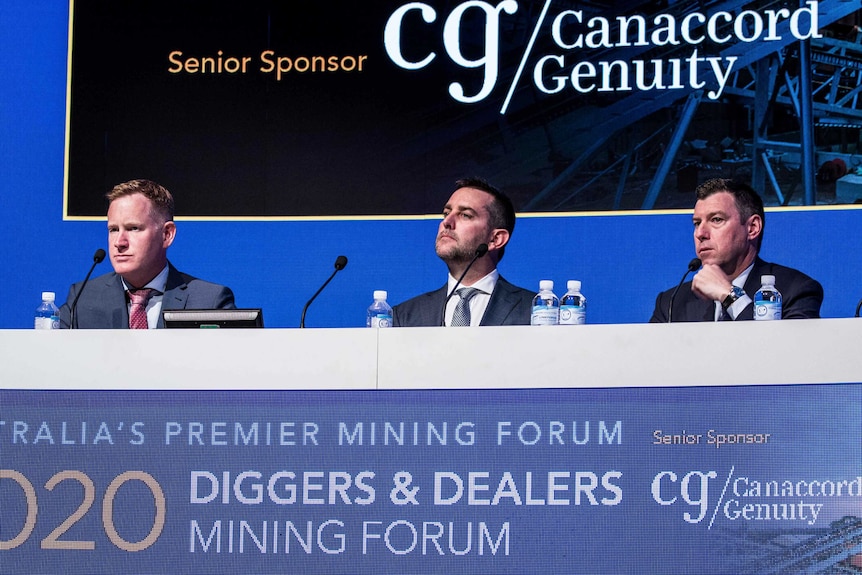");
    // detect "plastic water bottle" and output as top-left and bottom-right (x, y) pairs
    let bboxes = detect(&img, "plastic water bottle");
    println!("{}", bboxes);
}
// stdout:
(560, 280), (586, 325)
(366, 290), (393, 328)
(754, 275), (782, 320)
(531, 280), (559, 325)
(35, 291), (60, 330)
